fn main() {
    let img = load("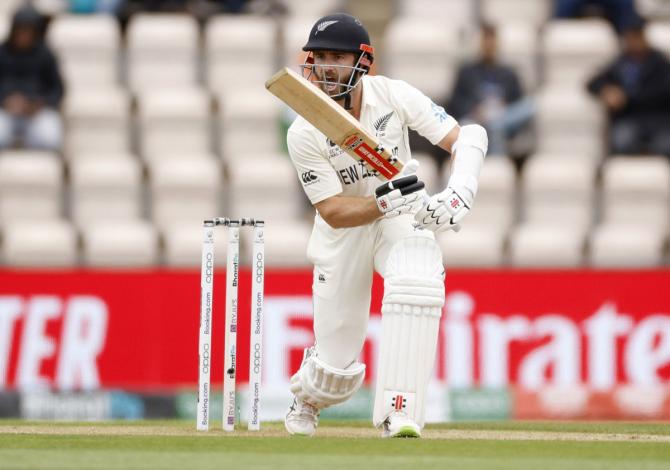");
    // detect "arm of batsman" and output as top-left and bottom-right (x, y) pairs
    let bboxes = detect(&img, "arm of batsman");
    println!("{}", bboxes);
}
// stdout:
(375, 159), (427, 218)
(414, 124), (488, 233)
